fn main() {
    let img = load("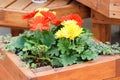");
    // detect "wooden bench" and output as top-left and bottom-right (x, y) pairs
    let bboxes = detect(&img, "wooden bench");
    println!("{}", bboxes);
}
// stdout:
(0, 0), (90, 36)
(77, 0), (120, 42)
